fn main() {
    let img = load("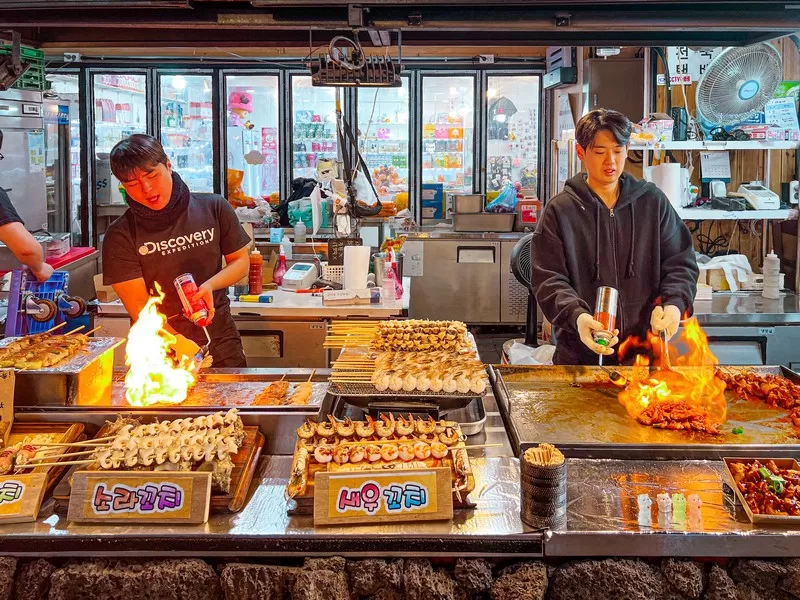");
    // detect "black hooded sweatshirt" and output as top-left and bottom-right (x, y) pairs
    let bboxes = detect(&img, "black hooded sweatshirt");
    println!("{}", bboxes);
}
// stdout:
(531, 172), (699, 365)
